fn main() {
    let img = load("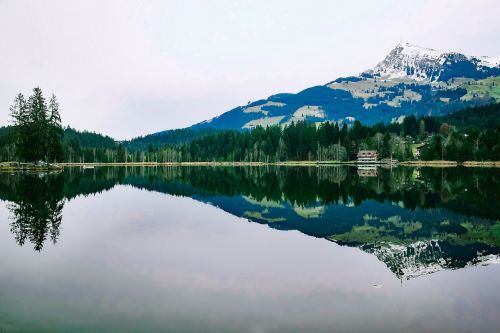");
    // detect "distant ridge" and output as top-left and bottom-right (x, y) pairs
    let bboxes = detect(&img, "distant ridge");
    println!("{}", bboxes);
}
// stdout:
(150, 42), (500, 135)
